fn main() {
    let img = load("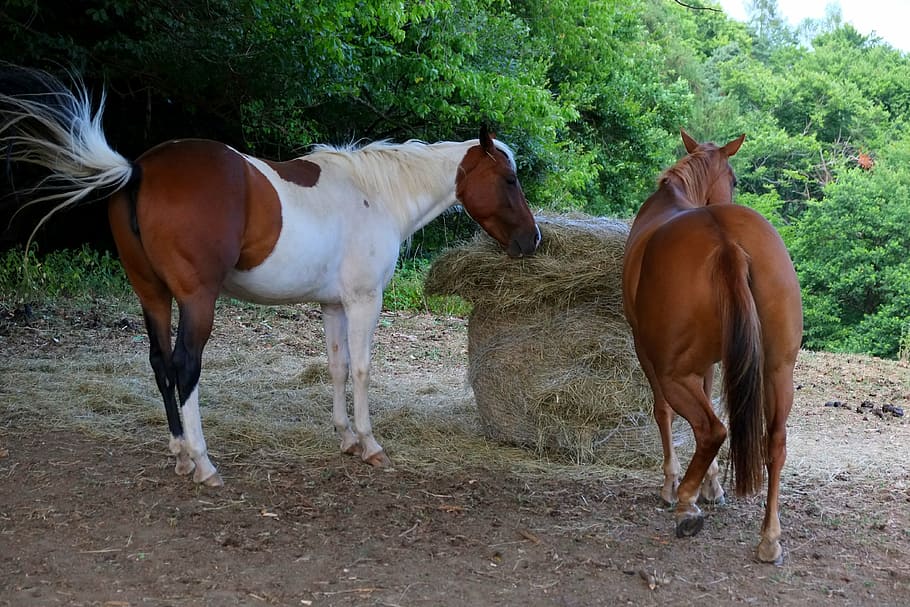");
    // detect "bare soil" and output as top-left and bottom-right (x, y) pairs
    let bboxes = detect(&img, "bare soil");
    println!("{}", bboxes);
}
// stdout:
(1, 300), (909, 606)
